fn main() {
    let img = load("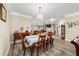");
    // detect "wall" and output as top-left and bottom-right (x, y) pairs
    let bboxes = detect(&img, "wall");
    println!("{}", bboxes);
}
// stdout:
(0, 4), (10, 55)
(56, 19), (65, 37)
(10, 12), (31, 42)
(65, 13), (79, 41)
